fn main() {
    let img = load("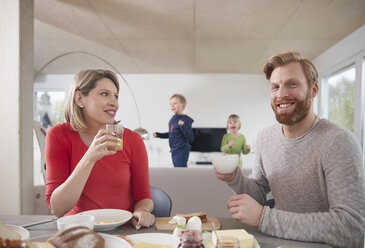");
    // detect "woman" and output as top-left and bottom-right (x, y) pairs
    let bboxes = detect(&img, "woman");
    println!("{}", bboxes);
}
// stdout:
(45, 69), (154, 228)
